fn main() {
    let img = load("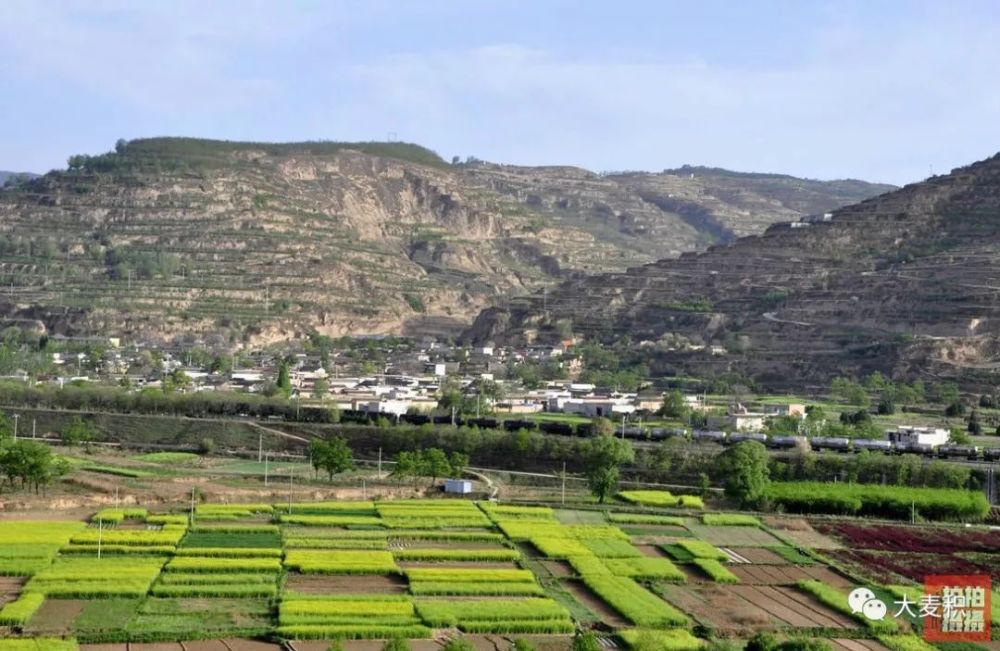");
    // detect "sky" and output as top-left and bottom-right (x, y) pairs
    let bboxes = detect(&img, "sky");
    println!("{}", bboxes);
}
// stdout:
(1, 1), (999, 185)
